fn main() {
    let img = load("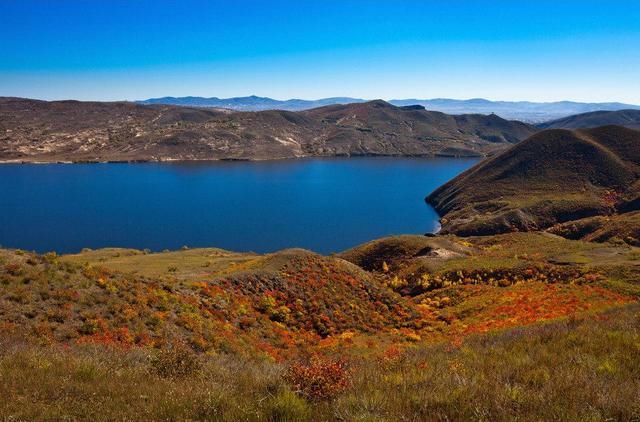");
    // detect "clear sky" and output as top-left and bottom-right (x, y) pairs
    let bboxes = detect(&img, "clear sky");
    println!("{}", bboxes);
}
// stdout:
(1, 0), (639, 103)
